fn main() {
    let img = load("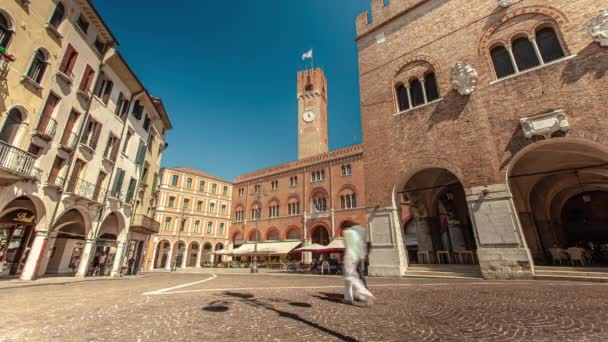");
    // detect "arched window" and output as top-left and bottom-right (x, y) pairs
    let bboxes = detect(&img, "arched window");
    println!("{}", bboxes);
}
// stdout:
(490, 45), (516, 78)
(0, 12), (14, 48)
(409, 79), (425, 107)
(287, 228), (301, 240)
(395, 83), (410, 111)
(0, 108), (25, 144)
(288, 197), (300, 216)
(511, 37), (540, 72)
(267, 229), (280, 241)
(312, 194), (327, 213)
(26, 49), (49, 84)
(340, 193), (357, 209)
(49, 3), (66, 29)
(535, 27), (565, 63)
(424, 73), (439, 102)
